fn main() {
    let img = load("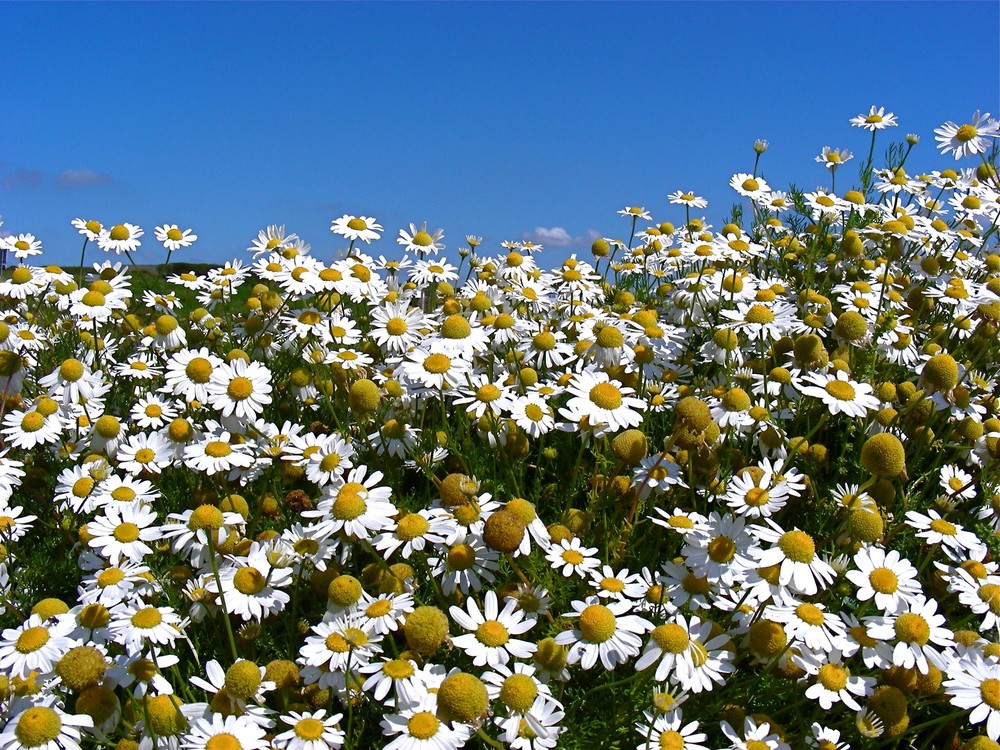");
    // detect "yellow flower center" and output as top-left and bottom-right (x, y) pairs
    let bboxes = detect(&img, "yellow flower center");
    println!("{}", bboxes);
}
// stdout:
(205, 734), (242, 750)
(15, 706), (62, 748)
(600, 577), (625, 593)
(589, 382), (623, 410)
(561, 549), (584, 565)
(134, 448), (156, 464)
(204, 441), (233, 458)
(332, 483), (368, 520)
(981, 678), (1000, 709)
(111, 487), (136, 502)
(227, 377), (254, 401)
(20, 412), (44, 432)
(131, 607), (163, 629)
(396, 513), (430, 541)
(383, 658), (415, 680)
(386, 317), (408, 336)
(742, 178), (760, 192)
(796, 603), (825, 626)
(347, 218), (369, 231)
(476, 620), (510, 647)
(745, 304), (775, 324)
(524, 404), (545, 422)
(412, 231), (433, 247)
(651, 623), (689, 653)
(423, 353), (452, 374)
(894, 613), (930, 645)
(869, 568), (898, 594)
(294, 718), (325, 741)
(16, 627), (50, 653)
(578, 604), (617, 643)
(499, 673), (537, 712)
(818, 662), (848, 692)
(708, 536), (736, 563)
(97, 568), (125, 588)
(318, 453), (341, 473)
(233, 568), (266, 596)
(448, 542), (476, 570)
(407, 711), (439, 739)
(825, 380), (856, 401)
(778, 530), (816, 563)
(186, 357), (214, 383)
(929, 518), (957, 536)
(113, 522), (140, 543)
(956, 124), (979, 142)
